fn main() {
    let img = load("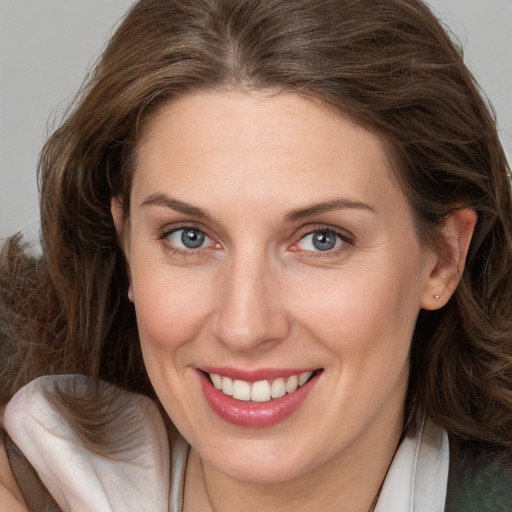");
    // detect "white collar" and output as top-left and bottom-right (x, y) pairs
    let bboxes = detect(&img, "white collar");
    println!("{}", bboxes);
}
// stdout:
(3, 375), (449, 512)
(375, 414), (449, 512)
